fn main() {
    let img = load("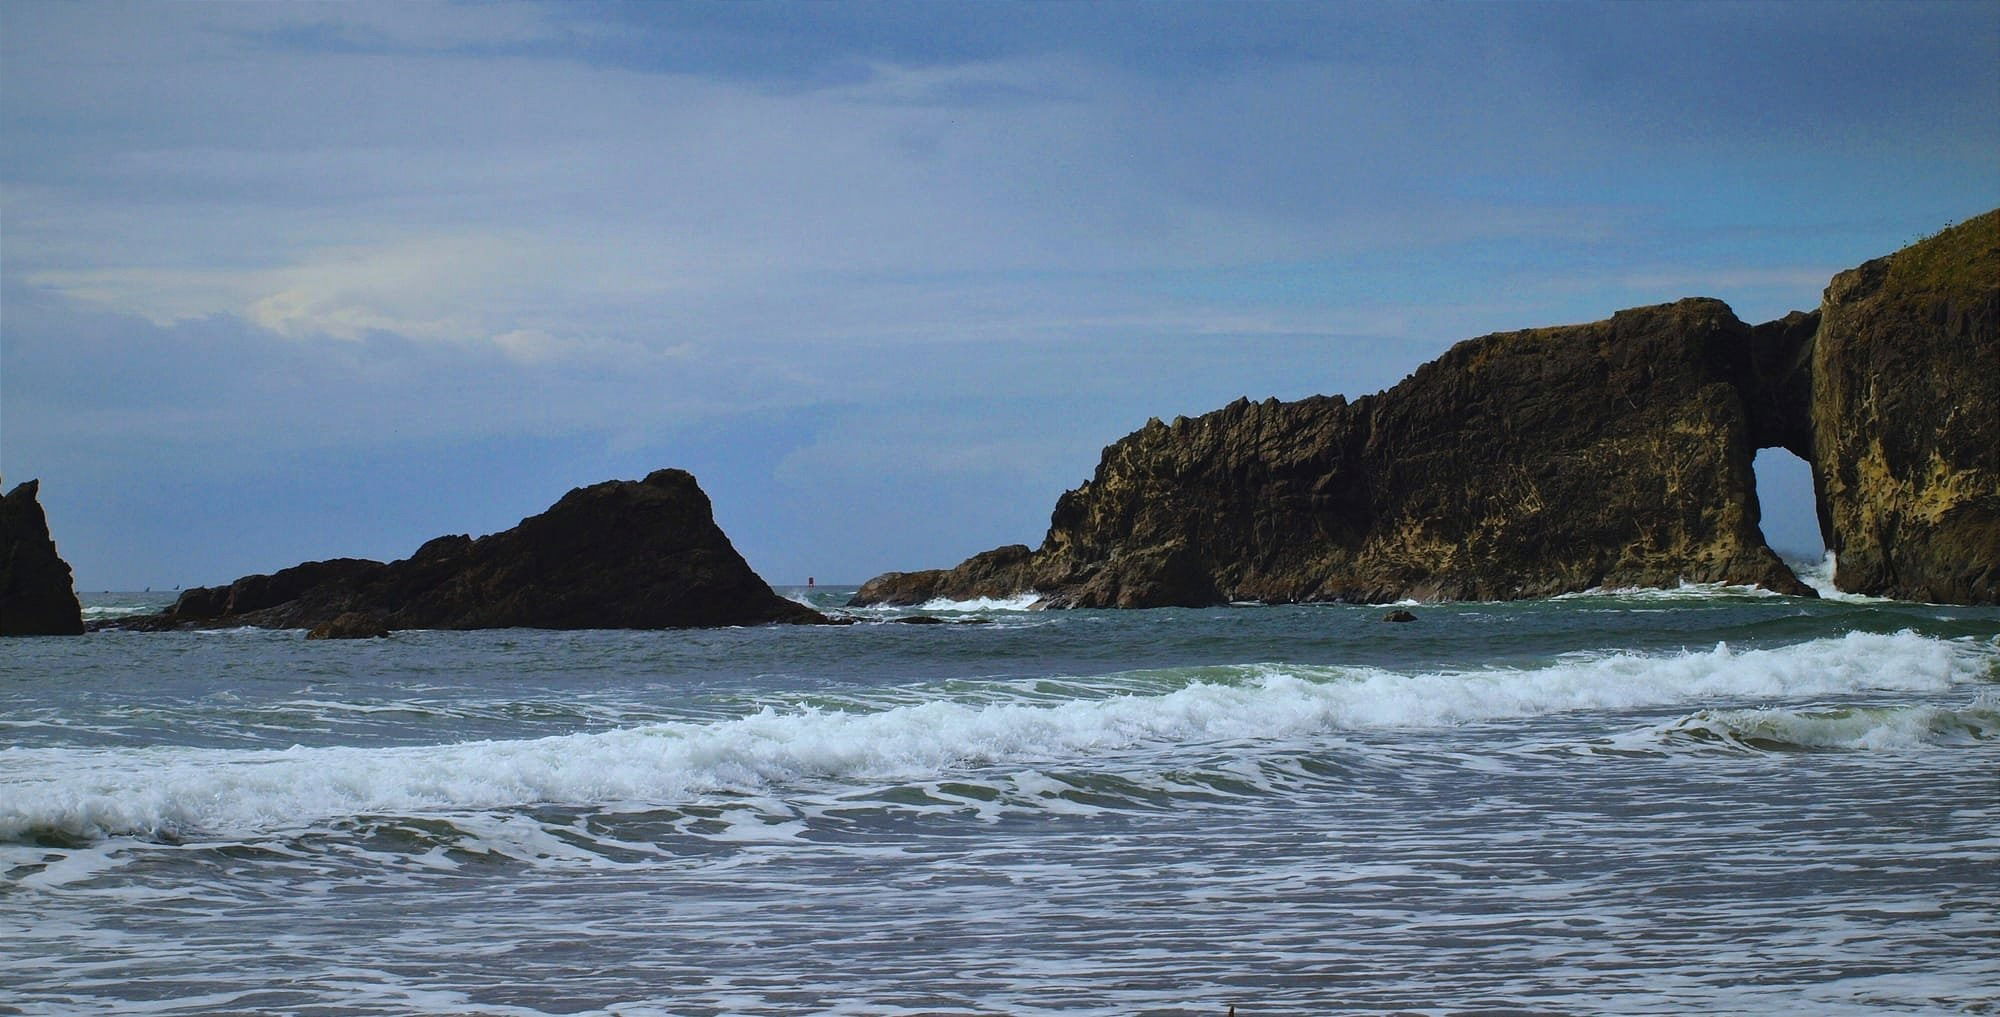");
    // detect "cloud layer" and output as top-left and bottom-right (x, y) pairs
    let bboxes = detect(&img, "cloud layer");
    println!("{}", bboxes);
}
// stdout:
(4, 1), (1995, 587)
